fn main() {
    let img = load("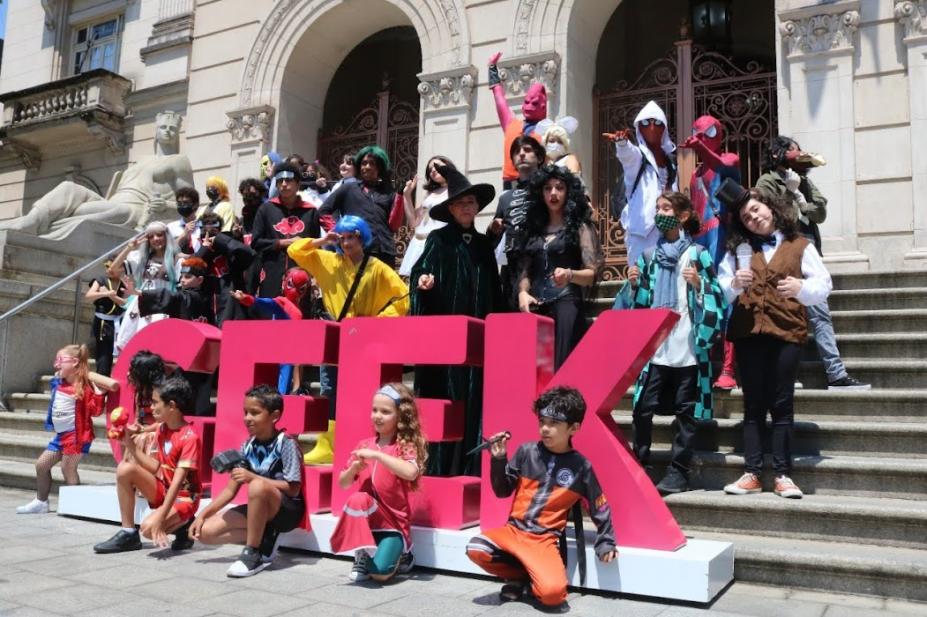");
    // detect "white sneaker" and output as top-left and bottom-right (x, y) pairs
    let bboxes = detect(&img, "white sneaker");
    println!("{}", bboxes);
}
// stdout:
(794, 381), (804, 390)
(16, 499), (49, 514)
(227, 547), (270, 578)
(349, 550), (371, 581)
